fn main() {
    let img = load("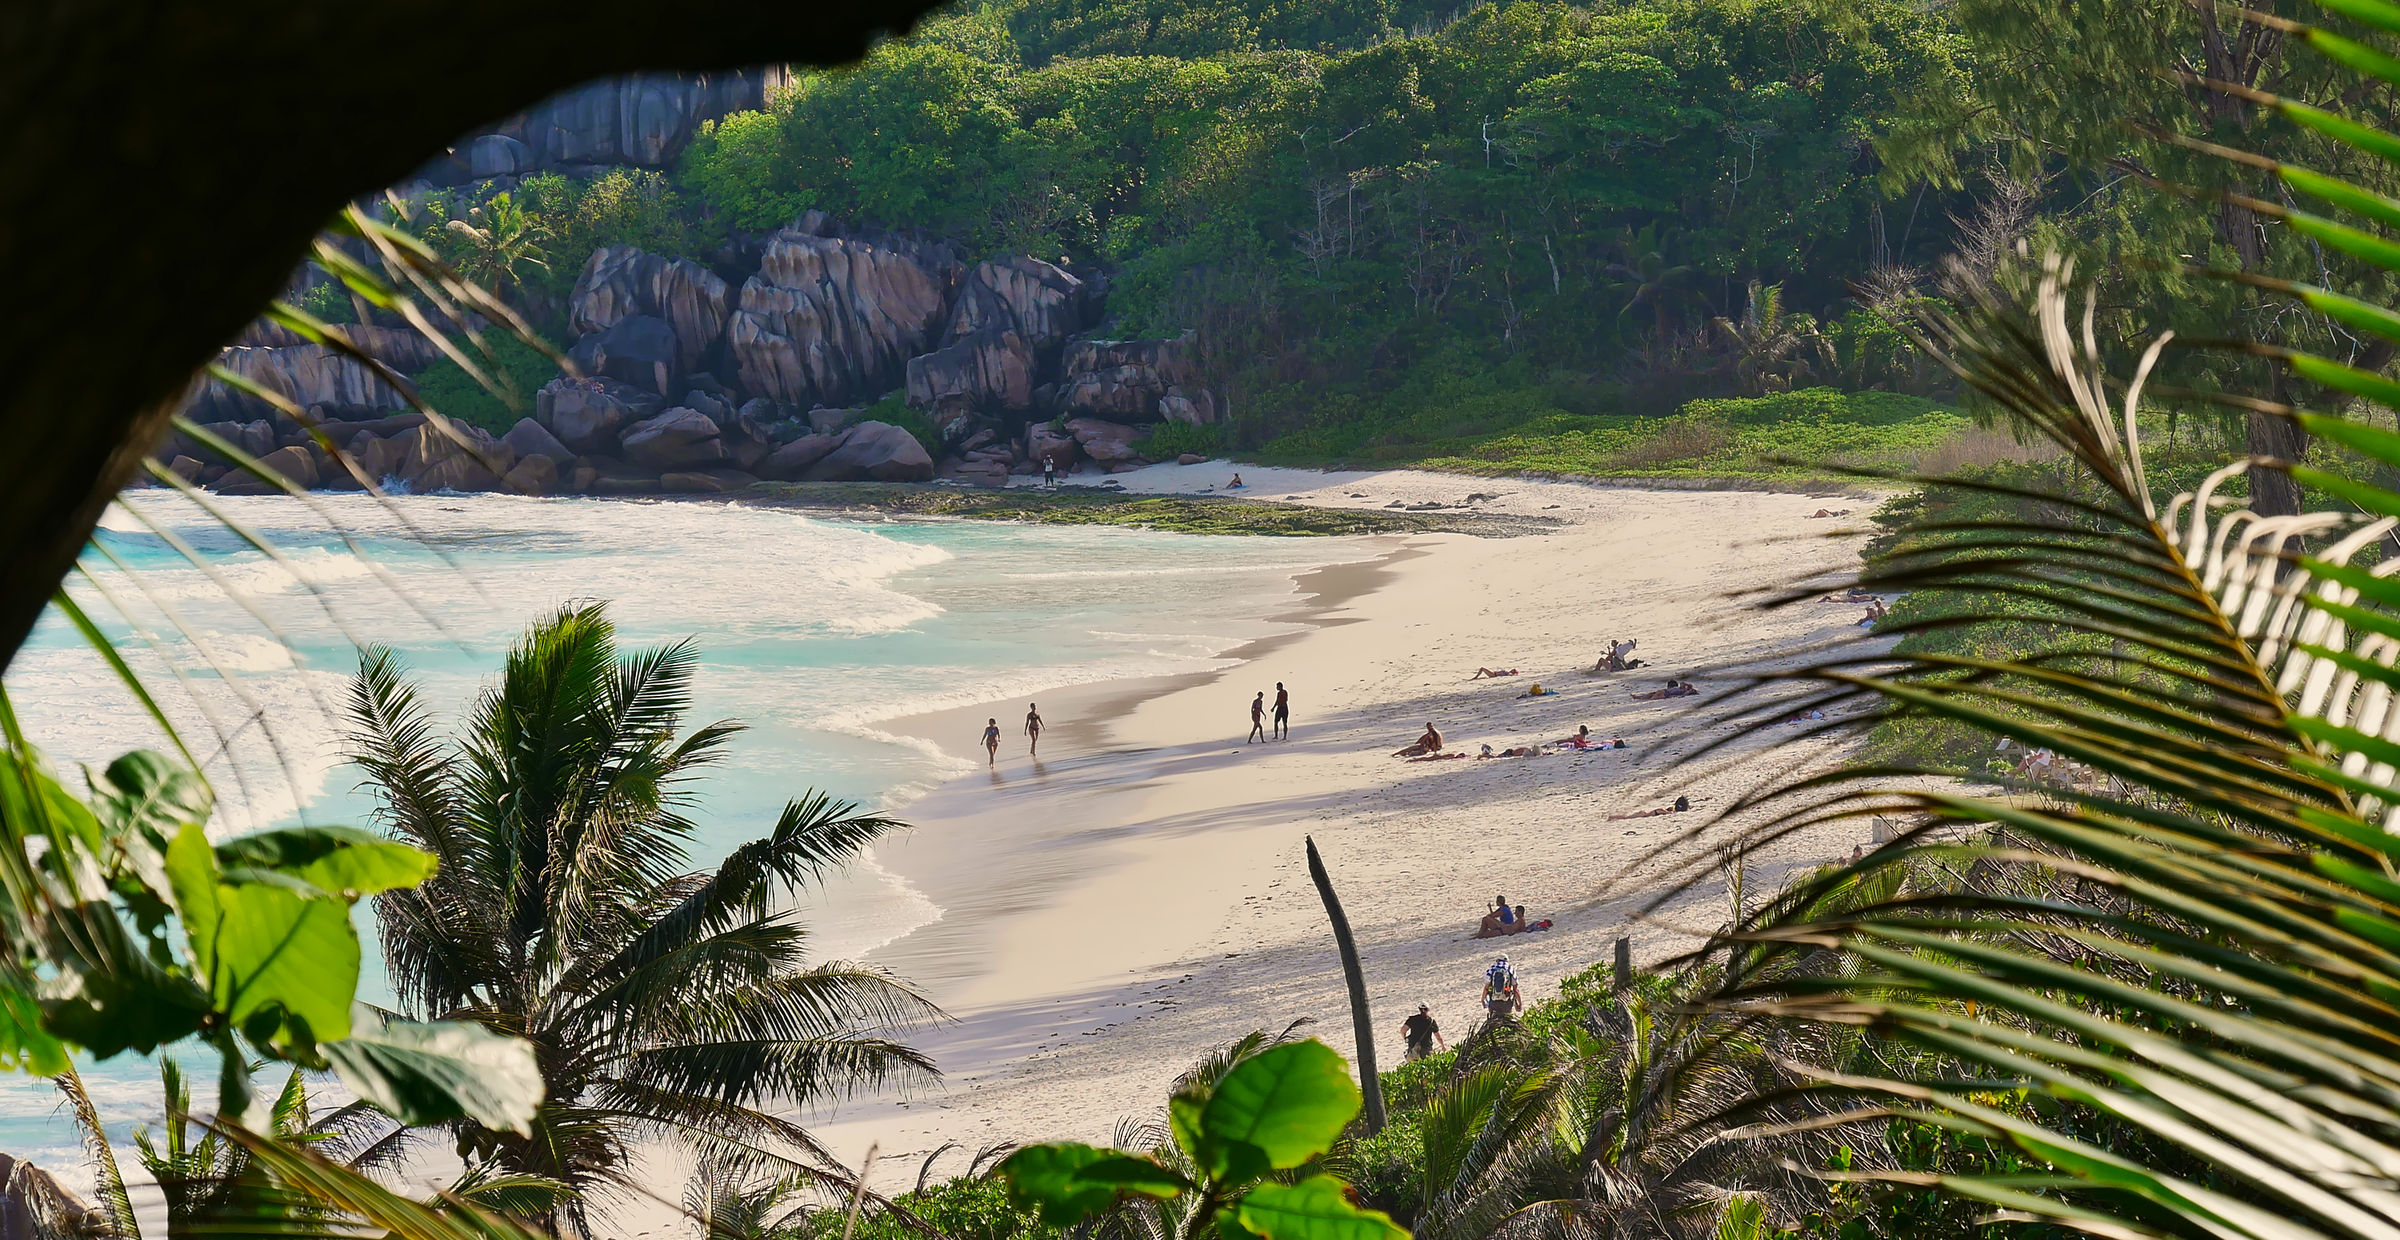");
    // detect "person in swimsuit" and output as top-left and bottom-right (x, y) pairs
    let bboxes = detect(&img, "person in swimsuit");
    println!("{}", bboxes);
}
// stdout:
(982, 718), (1001, 765)
(1025, 703), (1045, 755)
(1273, 682), (1290, 739)
(1249, 692), (1267, 743)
